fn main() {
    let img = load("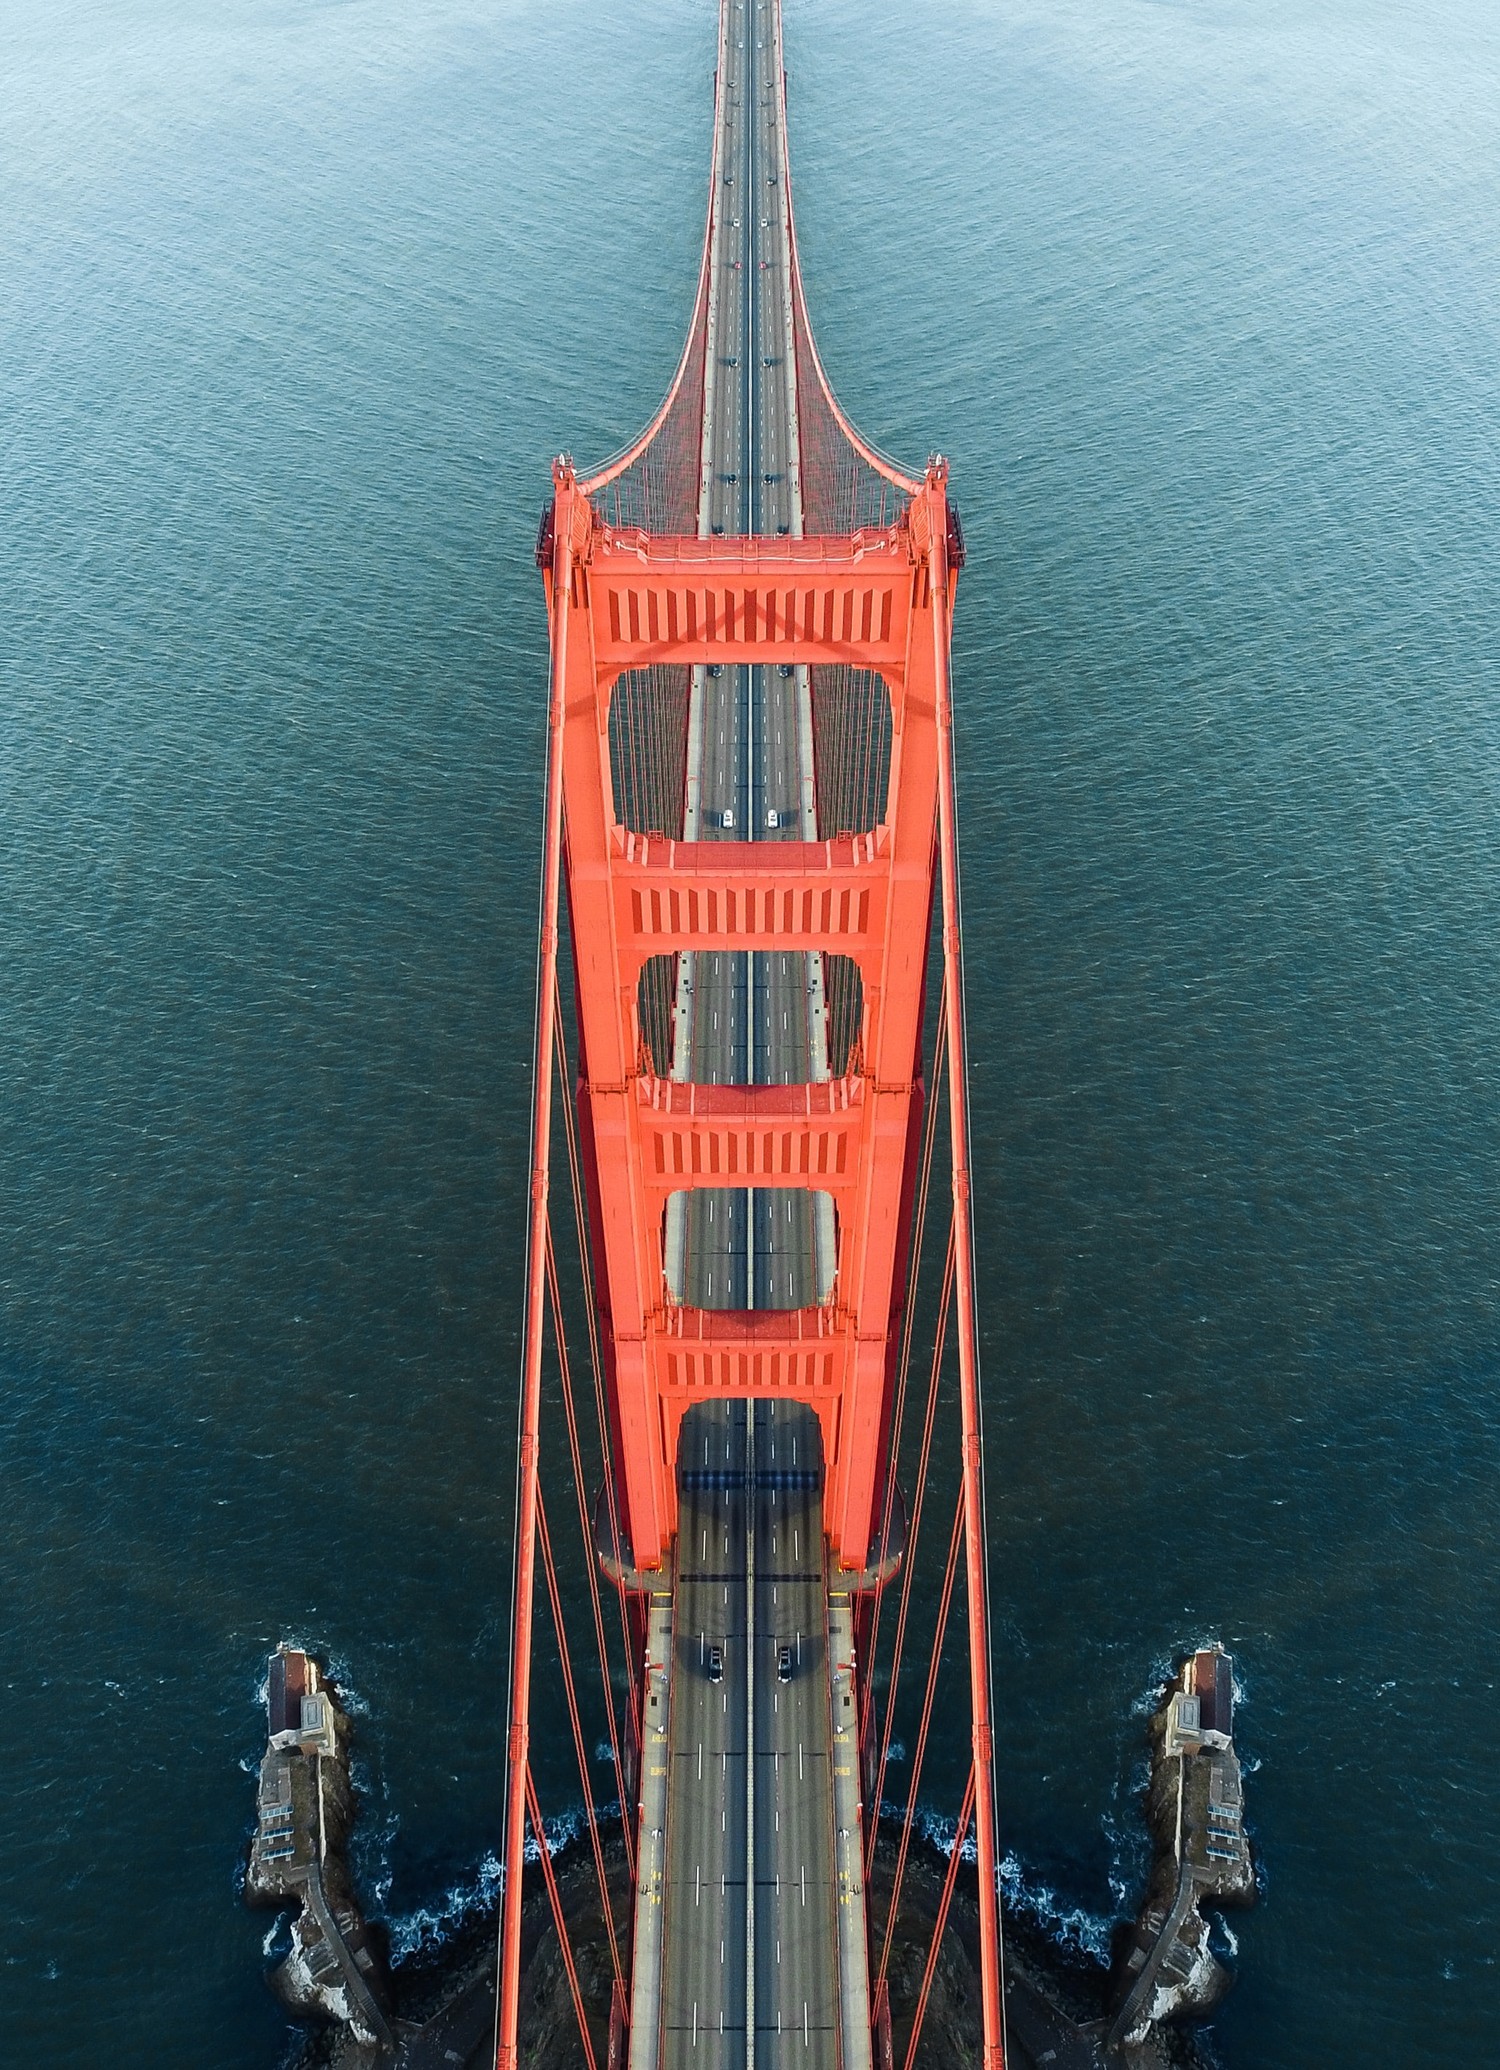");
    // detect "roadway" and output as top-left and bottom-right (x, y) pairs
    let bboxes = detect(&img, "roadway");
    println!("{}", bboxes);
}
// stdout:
(657, 1), (847, 2064)
(678, 0), (823, 1316)
(661, 1401), (750, 2062)
(660, 1399), (839, 2070)
(751, 1400), (838, 2061)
